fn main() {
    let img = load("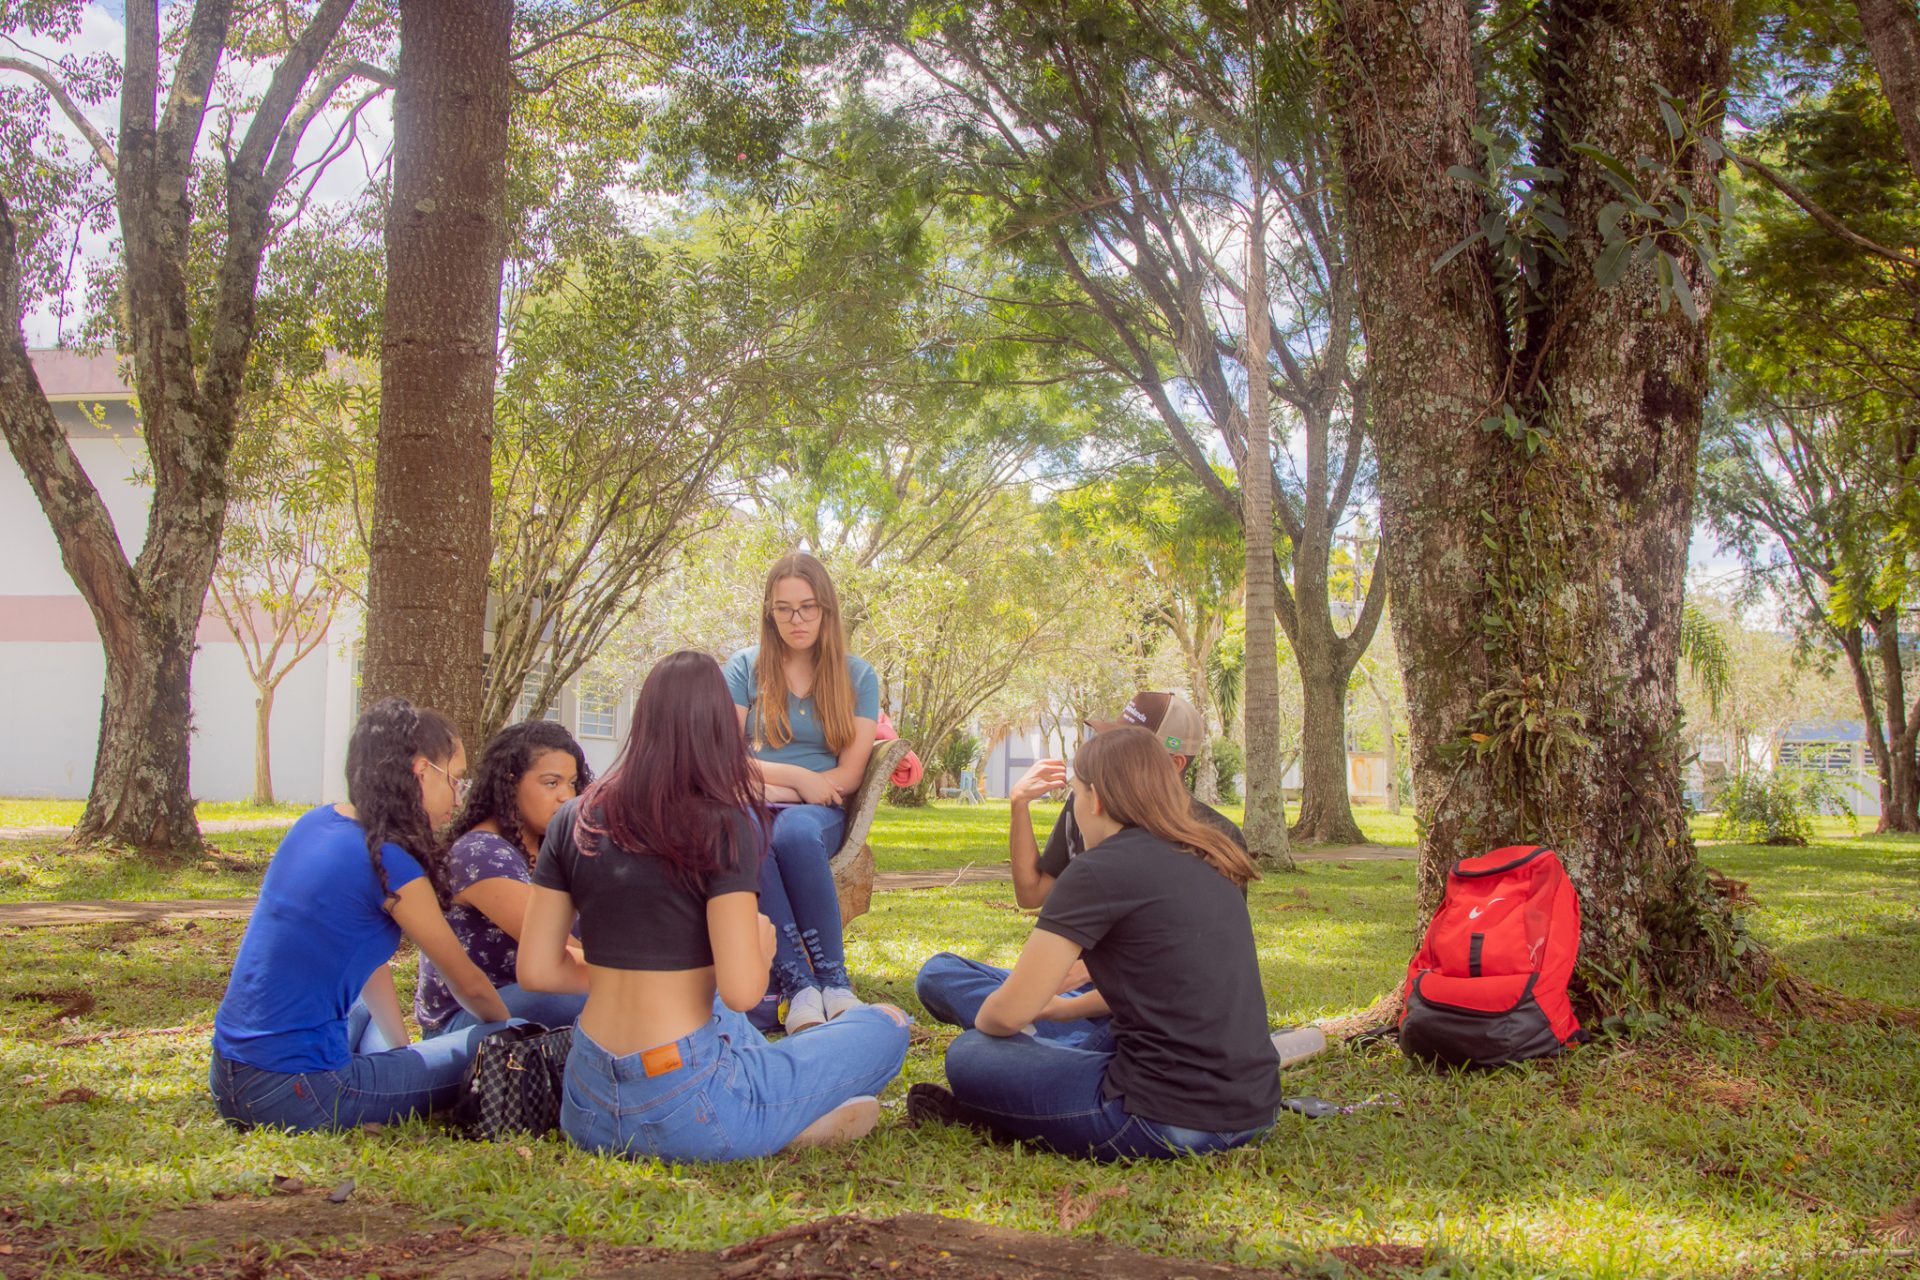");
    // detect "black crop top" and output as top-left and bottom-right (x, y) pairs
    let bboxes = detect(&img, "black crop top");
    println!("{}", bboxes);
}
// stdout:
(531, 797), (762, 970)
